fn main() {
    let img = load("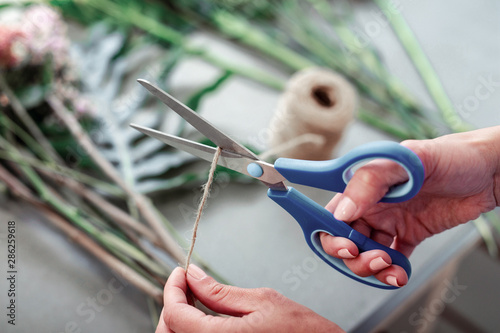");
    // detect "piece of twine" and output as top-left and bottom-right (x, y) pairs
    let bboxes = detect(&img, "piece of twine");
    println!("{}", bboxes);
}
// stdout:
(183, 68), (355, 272)
(184, 146), (223, 274)
(269, 67), (357, 160)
